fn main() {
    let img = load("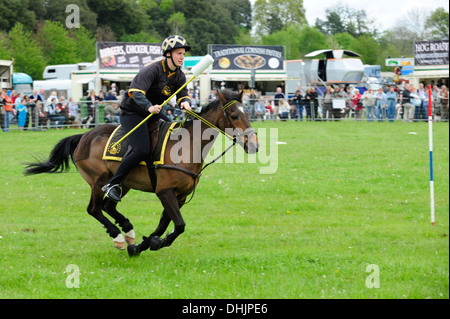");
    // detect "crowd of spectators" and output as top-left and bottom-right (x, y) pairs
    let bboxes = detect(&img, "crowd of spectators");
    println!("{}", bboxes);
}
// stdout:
(1, 82), (448, 132)
(239, 82), (449, 123)
(0, 87), (125, 132)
